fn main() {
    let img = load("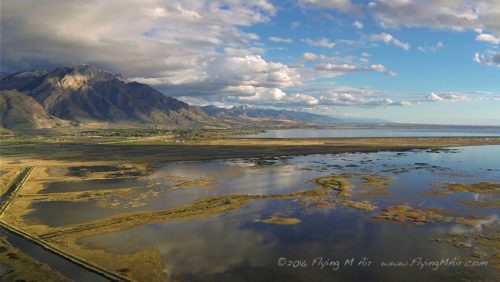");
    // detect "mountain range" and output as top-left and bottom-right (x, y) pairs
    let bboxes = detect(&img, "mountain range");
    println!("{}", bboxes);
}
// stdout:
(0, 65), (212, 130)
(200, 104), (340, 124)
(0, 65), (387, 131)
